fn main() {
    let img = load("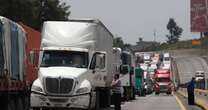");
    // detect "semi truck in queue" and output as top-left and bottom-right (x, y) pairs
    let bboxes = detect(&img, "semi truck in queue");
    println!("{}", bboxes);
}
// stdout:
(0, 16), (28, 110)
(30, 19), (120, 109)
(153, 69), (173, 95)
(112, 49), (135, 101)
